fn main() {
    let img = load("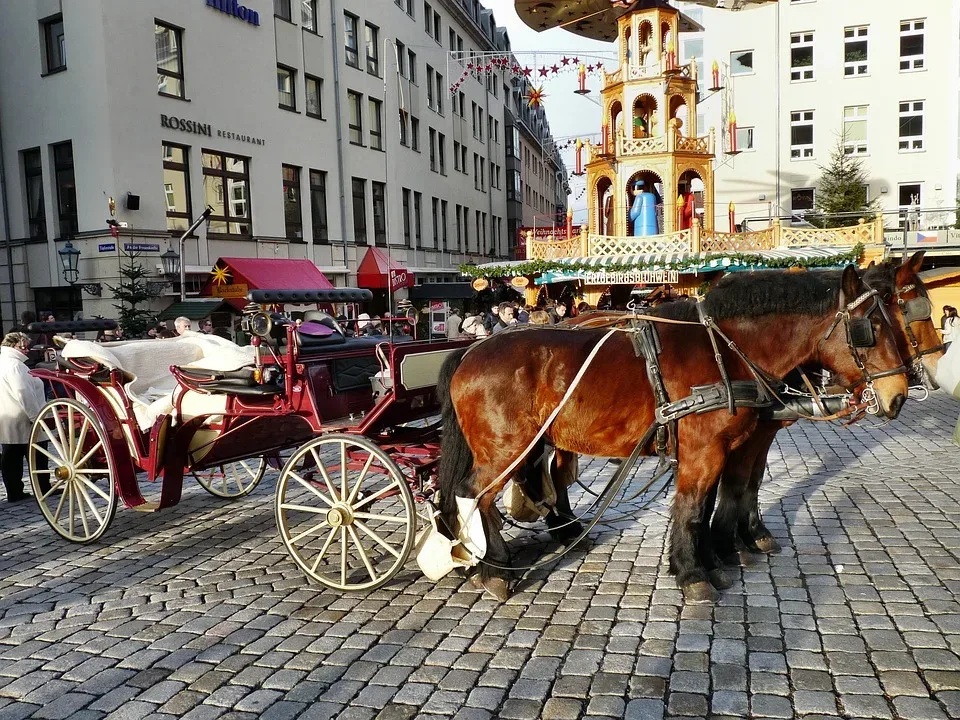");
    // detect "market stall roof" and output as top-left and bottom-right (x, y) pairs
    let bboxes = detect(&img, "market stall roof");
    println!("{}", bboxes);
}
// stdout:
(157, 299), (230, 321)
(200, 257), (334, 309)
(409, 283), (476, 301)
(918, 267), (960, 286)
(472, 246), (862, 284)
(357, 247), (415, 291)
